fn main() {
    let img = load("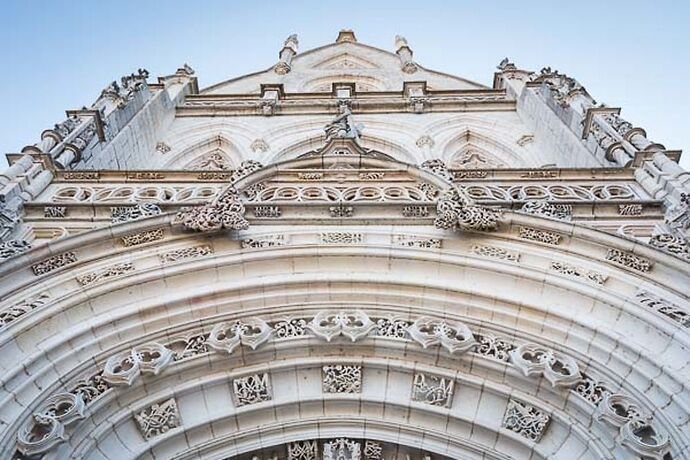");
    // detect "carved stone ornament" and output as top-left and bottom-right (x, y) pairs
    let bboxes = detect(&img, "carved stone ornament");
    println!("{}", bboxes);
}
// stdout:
(407, 317), (476, 354)
(76, 262), (135, 287)
(574, 375), (612, 406)
(619, 417), (671, 460)
(648, 233), (690, 261)
(0, 239), (31, 261)
(233, 373), (271, 406)
(273, 317), (308, 339)
(31, 252), (77, 276)
(250, 138), (270, 153)
(605, 248), (652, 273)
(102, 342), (174, 386)
(0, 293), (50, 330)
(323, 438), (361, 460)
(207, 318), (272, 354)
(155, 142), (171, 154)
(434, 187), (502, 232)
(519, 200), (572, 221)
(17, 413), (67, 456)
(363, 440), (383, 459)
(134, 397), (181, 440)
(322, 364), (362, 393)
(411, 372), (454, 407)
(324, 105), (363, 142)
(475, 334), (515, 362)
(288, 440), (318, 460)
(596, 392), (646, 427)
(16, 392), (86, 455)
(517, 226), (562, 245)
(530, 66), (591, 108)
(159, 245), (213, 264)
(550, 261), (608, 285)
(175, 187), (249, 232)
(307, 310), (376, 342)
(231, 160), (264, 183)
(110, 203), (162, 224)
(502, 399), (550, 442)
(472, 244), (520, 262)
(121, 228), (165, 246)
(509, 343), (581, 388)
(420, 159), (453, 182)
(637, 290), (690, 328)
